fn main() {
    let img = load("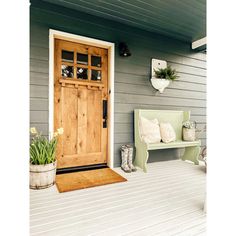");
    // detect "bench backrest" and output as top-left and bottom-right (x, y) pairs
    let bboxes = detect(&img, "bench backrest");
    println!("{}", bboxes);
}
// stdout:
(134, 109), (190, 143)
